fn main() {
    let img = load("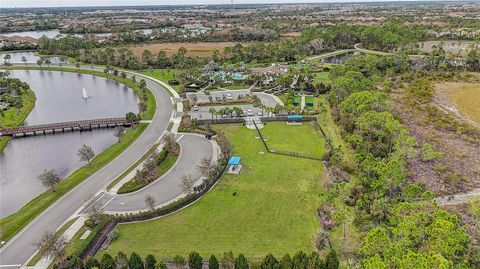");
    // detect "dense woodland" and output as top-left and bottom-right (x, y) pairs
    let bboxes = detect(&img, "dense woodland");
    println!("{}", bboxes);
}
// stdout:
(325, 54), (479, 268)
